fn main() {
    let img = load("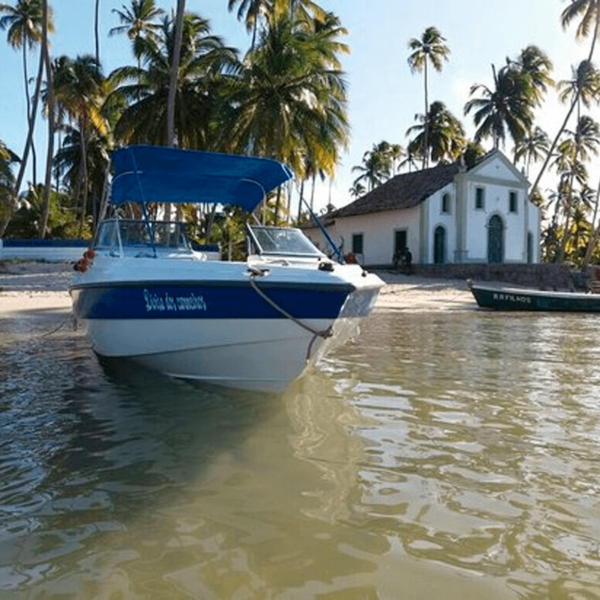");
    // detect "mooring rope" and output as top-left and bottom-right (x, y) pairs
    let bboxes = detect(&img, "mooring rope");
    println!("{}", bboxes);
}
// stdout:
(247, 267), (333, 361)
